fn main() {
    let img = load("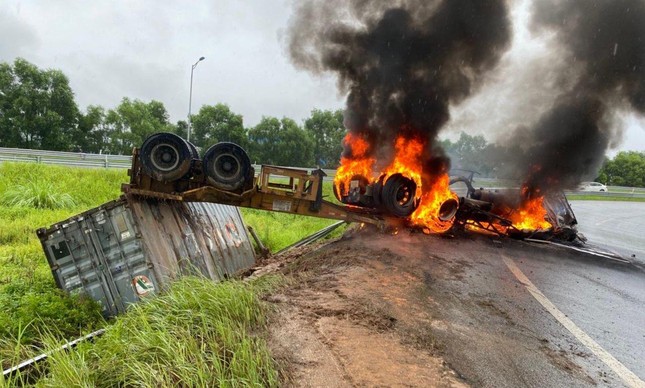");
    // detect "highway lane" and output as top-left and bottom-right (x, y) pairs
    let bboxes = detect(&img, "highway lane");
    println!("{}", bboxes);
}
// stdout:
(570, 200), (645, 265)
(504, 242), (645, 387)
(432, 238), (645, 387)
(361, 200), (645, 387)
